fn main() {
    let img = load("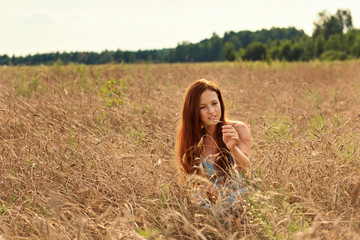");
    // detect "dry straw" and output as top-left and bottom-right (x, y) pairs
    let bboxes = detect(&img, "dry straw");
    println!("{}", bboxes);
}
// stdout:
(0, 61), (359, 239)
